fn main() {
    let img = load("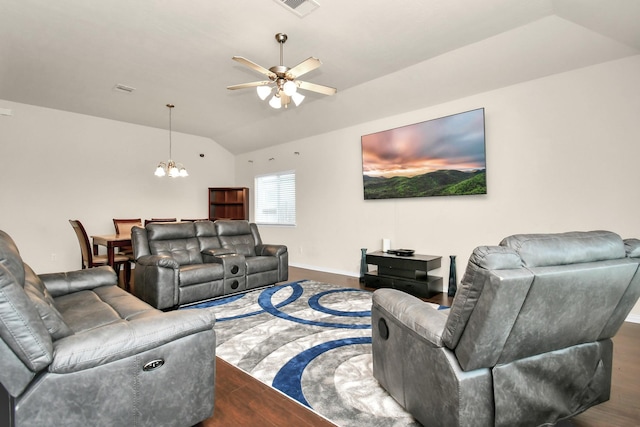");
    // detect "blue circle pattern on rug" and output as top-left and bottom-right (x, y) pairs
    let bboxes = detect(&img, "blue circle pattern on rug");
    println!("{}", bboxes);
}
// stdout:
(272, 336), (372, 408)
(308, 288), (371, 317)
(262, 283), (373, 407)
(259, 283), (371, 329)
(206, 283), (304, 321)
(188, 281), (375, 410)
